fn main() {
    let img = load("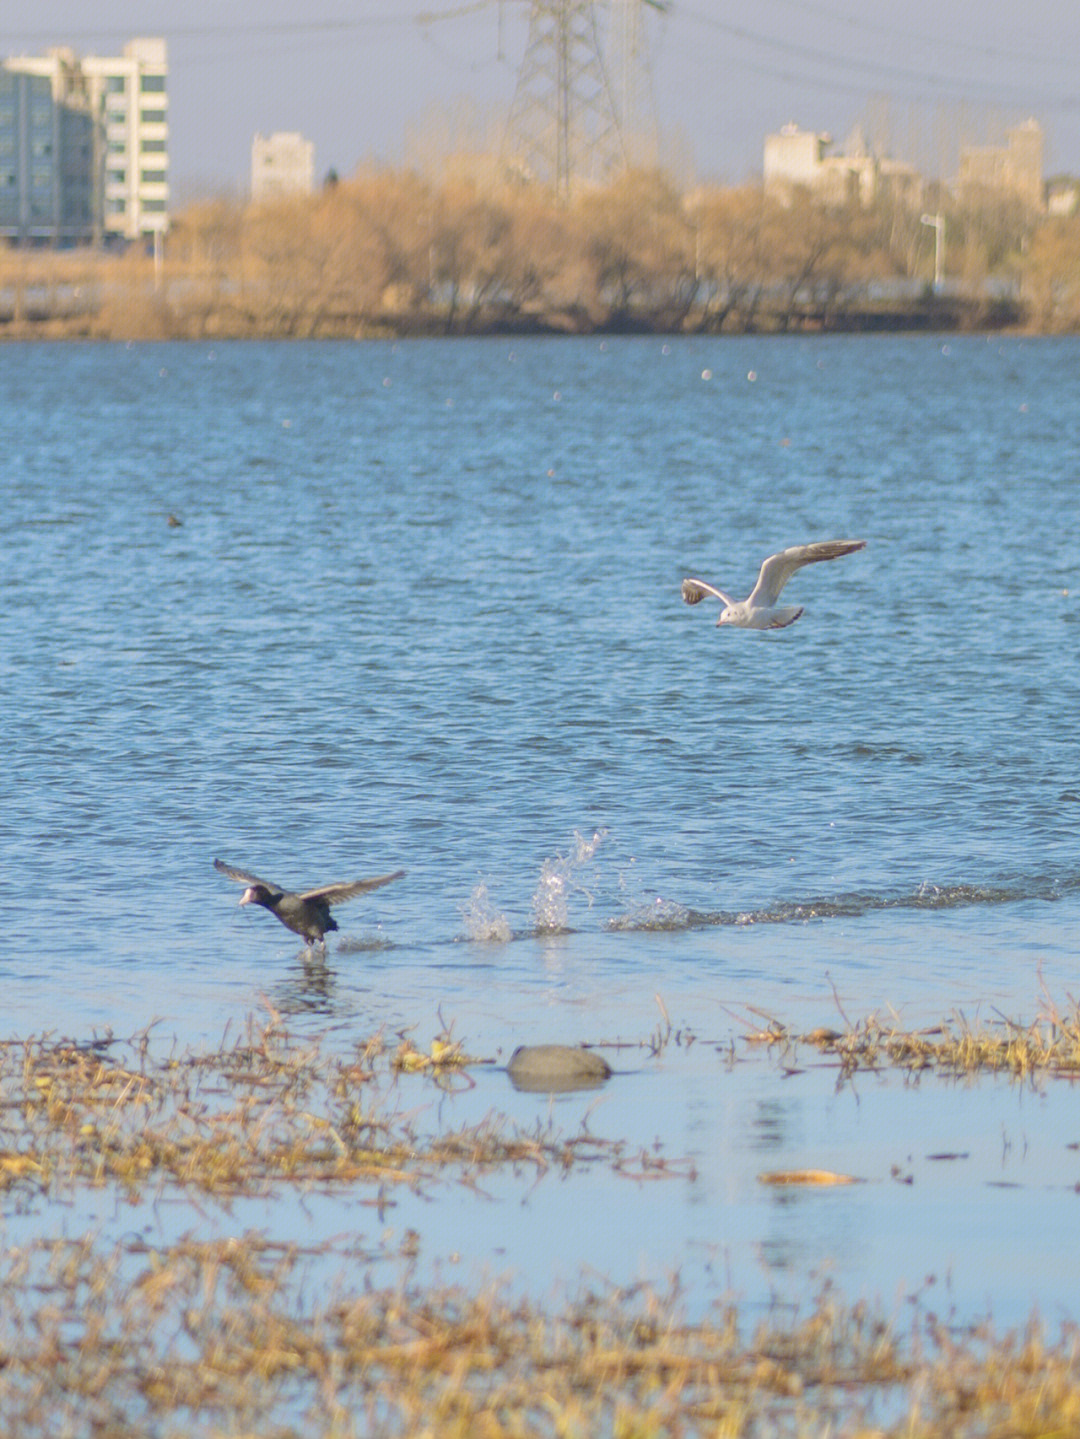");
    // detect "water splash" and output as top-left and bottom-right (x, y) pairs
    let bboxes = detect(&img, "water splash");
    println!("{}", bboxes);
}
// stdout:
(609, 853), (693, 932)
(460, 882), (513, 943)
(470, 859), (1077, 943)
(607, 897), (692, 932)
(531, 829), (606, 934)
